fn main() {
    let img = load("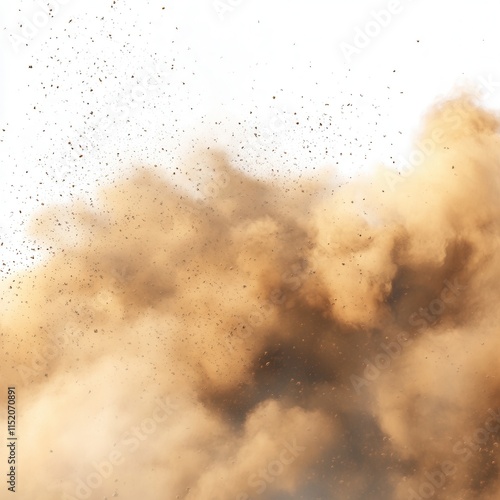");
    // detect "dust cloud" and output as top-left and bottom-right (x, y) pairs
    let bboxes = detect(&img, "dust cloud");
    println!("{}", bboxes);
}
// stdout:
(1, 95), (500, 499)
